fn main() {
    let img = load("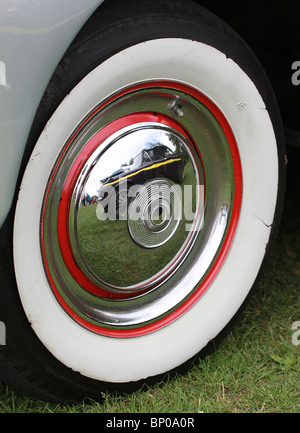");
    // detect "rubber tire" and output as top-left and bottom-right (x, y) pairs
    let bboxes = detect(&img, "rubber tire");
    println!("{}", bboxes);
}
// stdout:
(0, 0), (285, 402)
